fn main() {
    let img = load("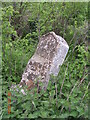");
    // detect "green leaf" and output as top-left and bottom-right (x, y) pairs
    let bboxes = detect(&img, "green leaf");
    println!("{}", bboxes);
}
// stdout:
(40, 111), (49, 118)
(60, 99), (66, 105)
(60, 113), (69, 118)
(70, 111), (78, 117)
